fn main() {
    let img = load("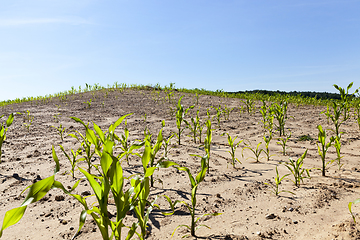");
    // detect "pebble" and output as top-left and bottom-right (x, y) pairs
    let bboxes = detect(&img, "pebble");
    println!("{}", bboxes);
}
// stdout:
(55, 195), (65, 201)
(288, 207), (294, 212)
(293, 220), (298, 224)
(265, 213), (277, 220)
